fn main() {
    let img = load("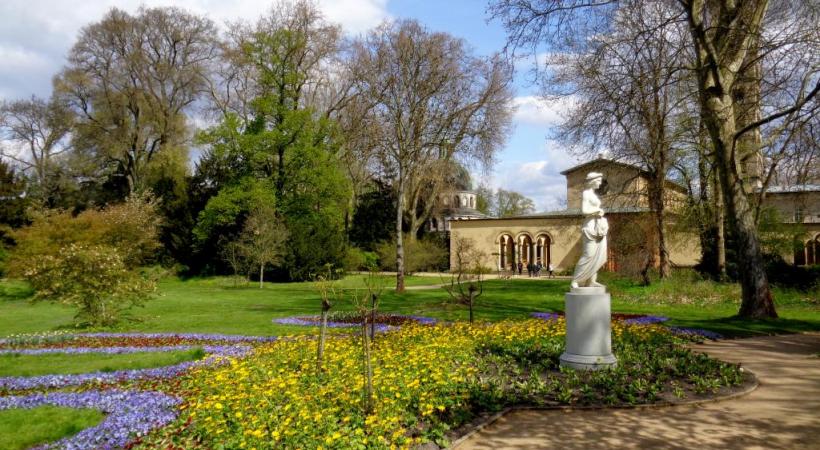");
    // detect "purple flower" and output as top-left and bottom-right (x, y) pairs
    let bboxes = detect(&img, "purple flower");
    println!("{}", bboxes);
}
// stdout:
(0, 345), (253, 391)
(669, 327), (723, 340)
(530, 312), (562, 321)
(623, 315), (670, 325)
(0, 390), (180, 449)
(272, 314), (437, 330)
(0, 345), (205, 356)
(72, 333), (276, 343)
